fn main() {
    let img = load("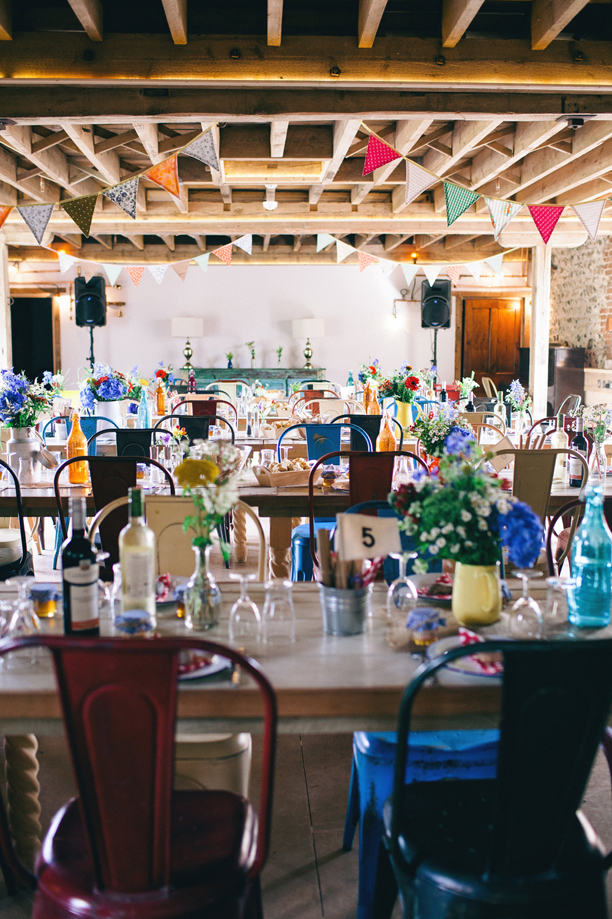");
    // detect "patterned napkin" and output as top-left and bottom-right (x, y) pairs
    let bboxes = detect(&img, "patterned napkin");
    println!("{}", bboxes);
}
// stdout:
(458, 627), (503, 675)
